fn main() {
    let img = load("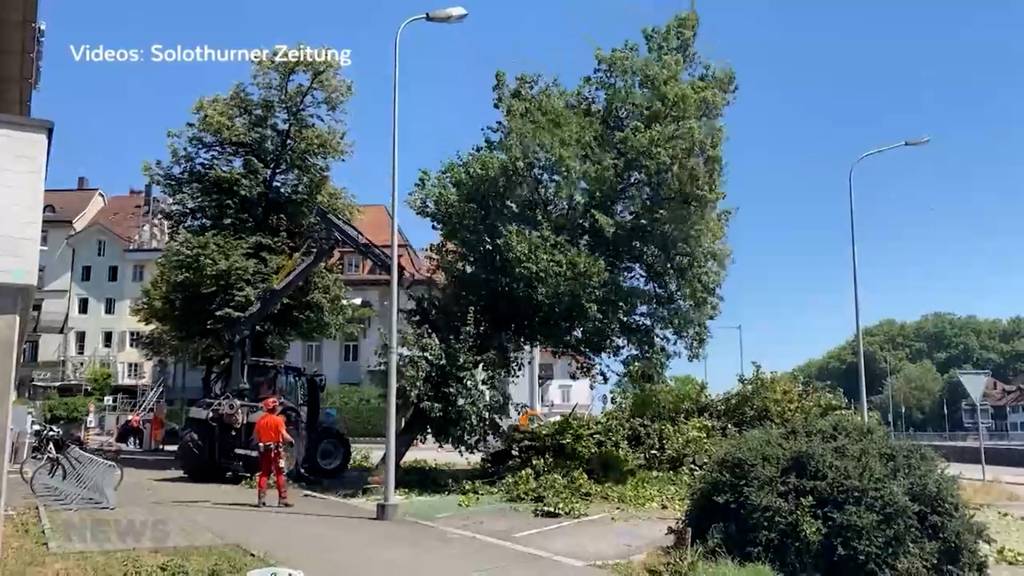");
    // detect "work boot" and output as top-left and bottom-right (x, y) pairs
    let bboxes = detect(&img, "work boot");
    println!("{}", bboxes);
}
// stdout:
(257, 493), (267, 508)
(279, 498), (294, 508)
